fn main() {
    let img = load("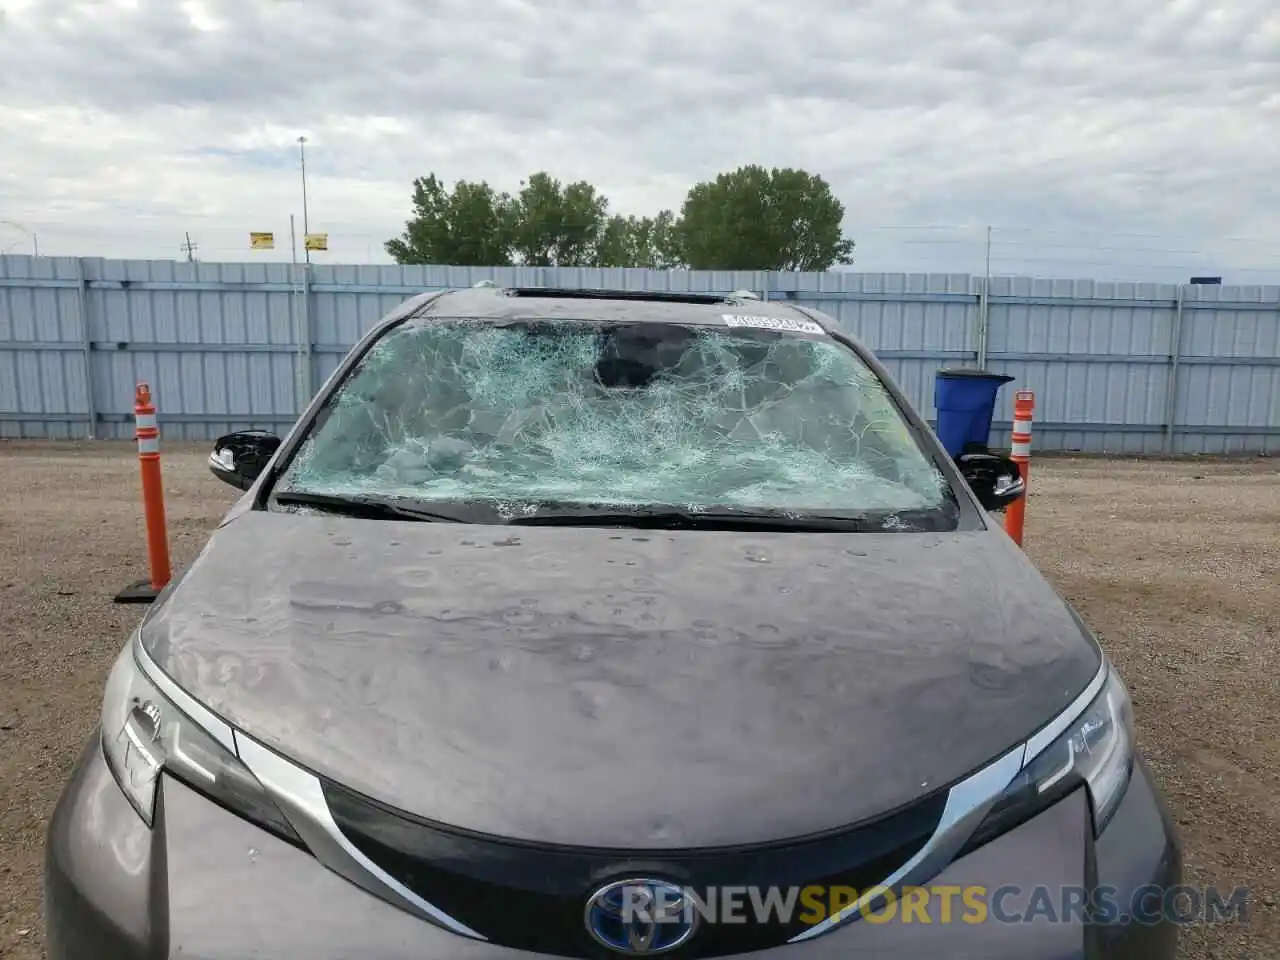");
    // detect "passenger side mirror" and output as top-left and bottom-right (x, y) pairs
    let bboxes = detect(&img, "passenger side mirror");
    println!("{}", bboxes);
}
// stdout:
(209, 430), (281, 490)
(956, 451), (1025, 512)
